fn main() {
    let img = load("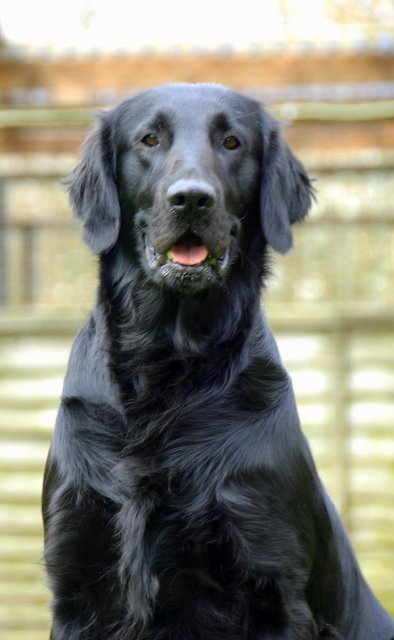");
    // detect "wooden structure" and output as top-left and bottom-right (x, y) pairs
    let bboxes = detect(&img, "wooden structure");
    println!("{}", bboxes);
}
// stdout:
(1, 51), (394, 157)
(0, 50), (393, 637)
